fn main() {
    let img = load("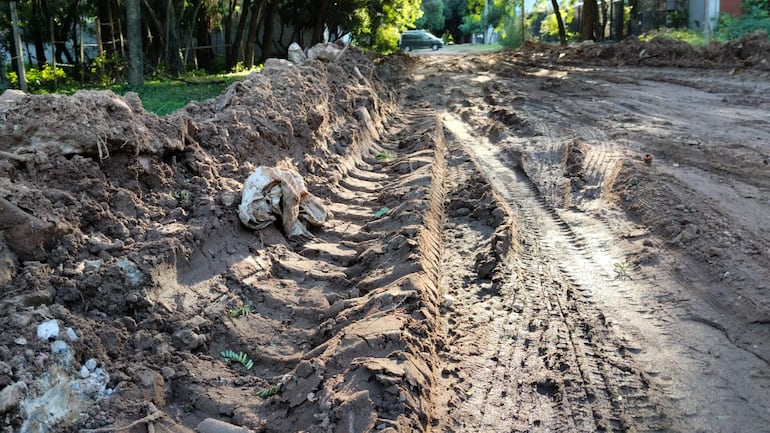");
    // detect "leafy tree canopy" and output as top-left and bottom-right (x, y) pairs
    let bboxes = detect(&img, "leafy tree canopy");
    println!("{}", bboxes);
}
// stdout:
(459, 0), (503, 37)
(415, 0), (445, 32)
(322, 0), (422, 52)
